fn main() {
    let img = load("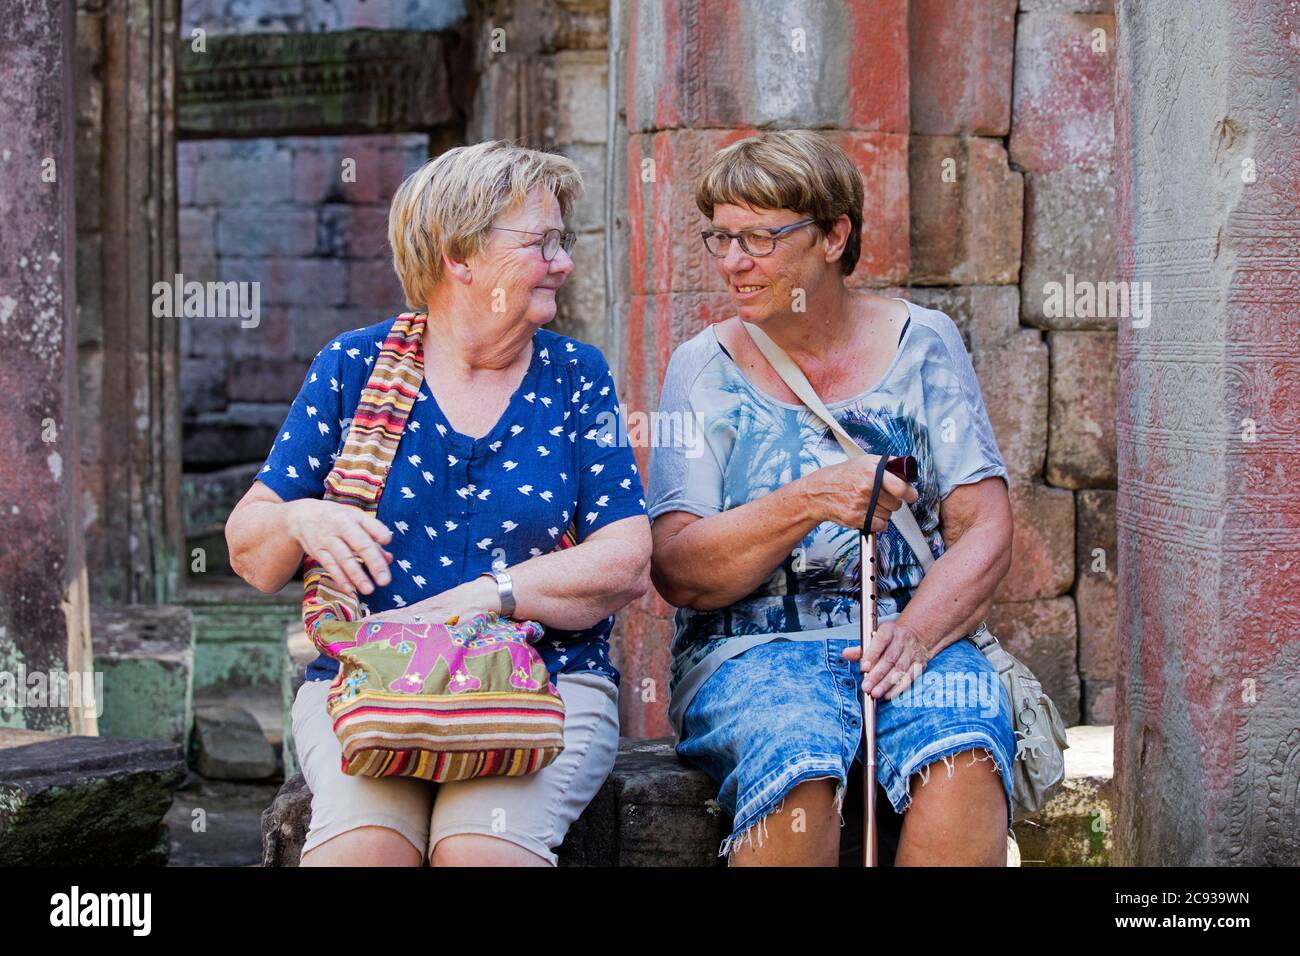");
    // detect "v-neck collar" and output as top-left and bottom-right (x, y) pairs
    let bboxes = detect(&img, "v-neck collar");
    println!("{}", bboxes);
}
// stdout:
(413, 328), (547, 454)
